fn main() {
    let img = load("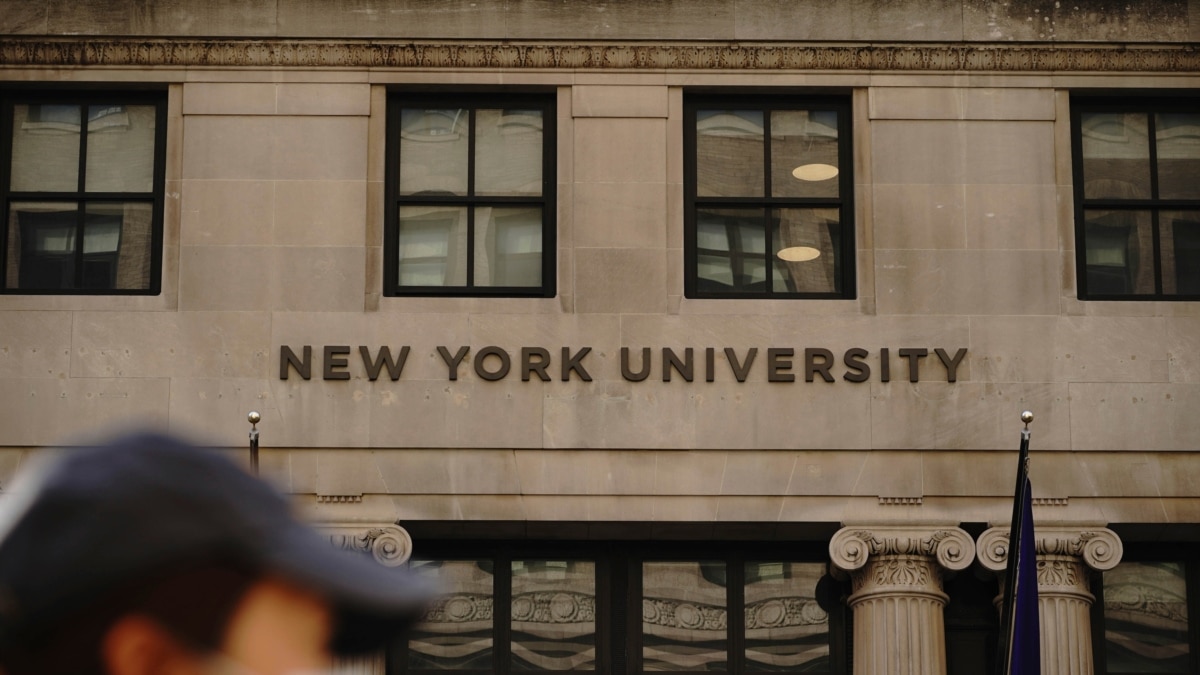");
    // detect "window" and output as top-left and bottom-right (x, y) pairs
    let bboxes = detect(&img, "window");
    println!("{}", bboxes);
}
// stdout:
(0, 92), (166, 294)
(684, 97), (854, 299)
(385, 94), (556, 297)
(1071, 98), (1200, 300)
(392, 541), (847, 675)
(1093, 551), (1200, 675)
